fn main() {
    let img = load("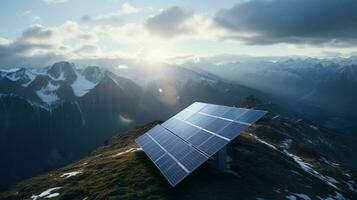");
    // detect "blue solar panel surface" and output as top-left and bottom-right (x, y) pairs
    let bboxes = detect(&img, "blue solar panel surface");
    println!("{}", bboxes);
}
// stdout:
(136, 125), (208, 186)
(136, 102), (267, 186)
